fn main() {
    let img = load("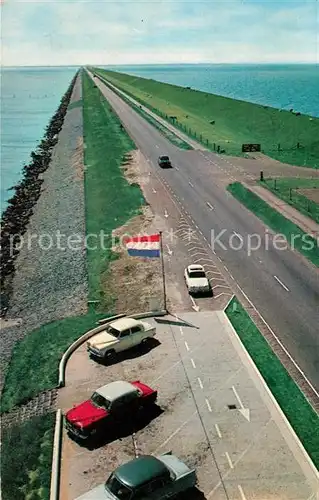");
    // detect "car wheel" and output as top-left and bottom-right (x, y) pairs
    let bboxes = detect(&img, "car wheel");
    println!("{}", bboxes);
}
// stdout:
(104, 349), (116, 363)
